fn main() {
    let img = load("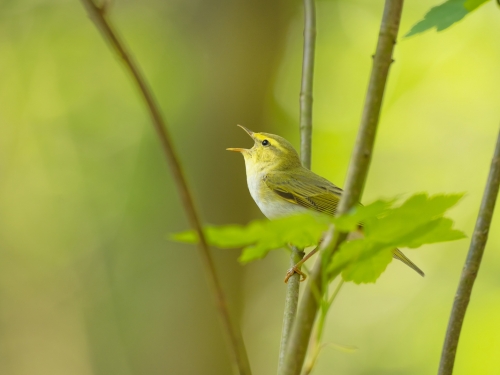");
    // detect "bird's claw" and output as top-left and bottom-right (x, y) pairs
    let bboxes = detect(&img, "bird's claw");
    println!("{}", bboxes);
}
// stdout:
(284, 266), (307, 283)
